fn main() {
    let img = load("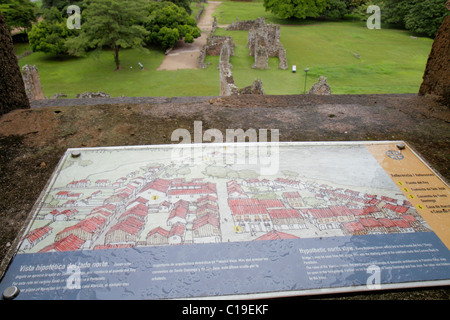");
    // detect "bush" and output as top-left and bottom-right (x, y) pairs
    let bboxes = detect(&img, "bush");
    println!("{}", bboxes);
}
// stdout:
(143, 1), (201, 50)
